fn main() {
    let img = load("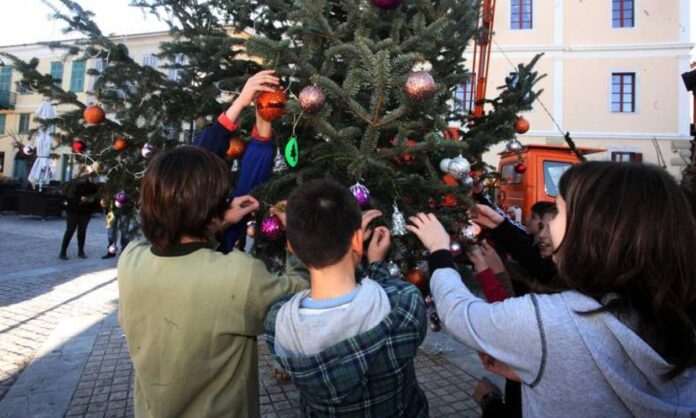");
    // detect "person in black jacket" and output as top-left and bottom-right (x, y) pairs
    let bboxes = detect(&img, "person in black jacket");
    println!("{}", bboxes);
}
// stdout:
(59, 167), (98, 260)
